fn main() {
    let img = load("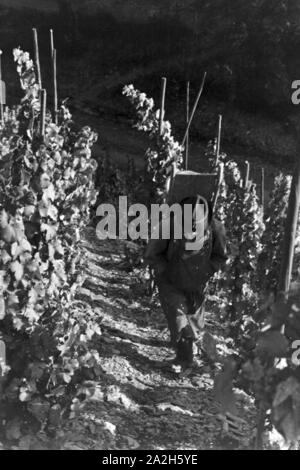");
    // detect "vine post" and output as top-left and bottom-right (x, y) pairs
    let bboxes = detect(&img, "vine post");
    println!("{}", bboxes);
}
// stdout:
(181, 71), (206, 147)
(261, 167), (265, 213)
(0, 50), (3, 124)
(50, 28), (54, 58)
(278, 133), (300, 295)
(212, 162), (224, 212)
(40, 88), (47, 138)
(159, 77), (167, 137)
(185, 81), (190, 170)
(244, 161), (250, 189)
(53, 49), (58, 124)
(50, 29), (58, 124)
(32, 28), (42, 89)
(216, 114), (222, 166)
